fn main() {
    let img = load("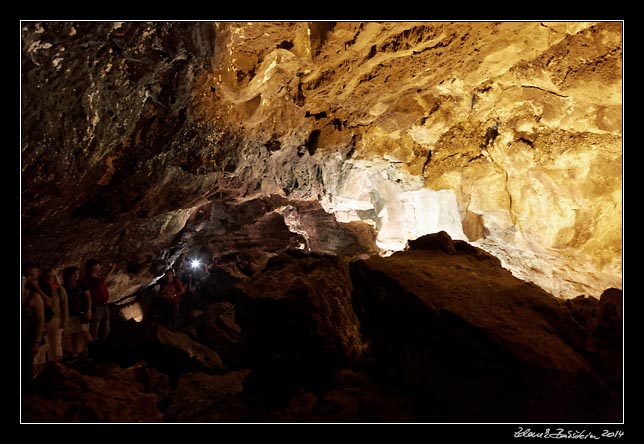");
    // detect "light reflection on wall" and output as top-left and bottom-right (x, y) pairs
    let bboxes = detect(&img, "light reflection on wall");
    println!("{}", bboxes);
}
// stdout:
(320, 158), (467, 252)
(119, 302), (144, 323)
